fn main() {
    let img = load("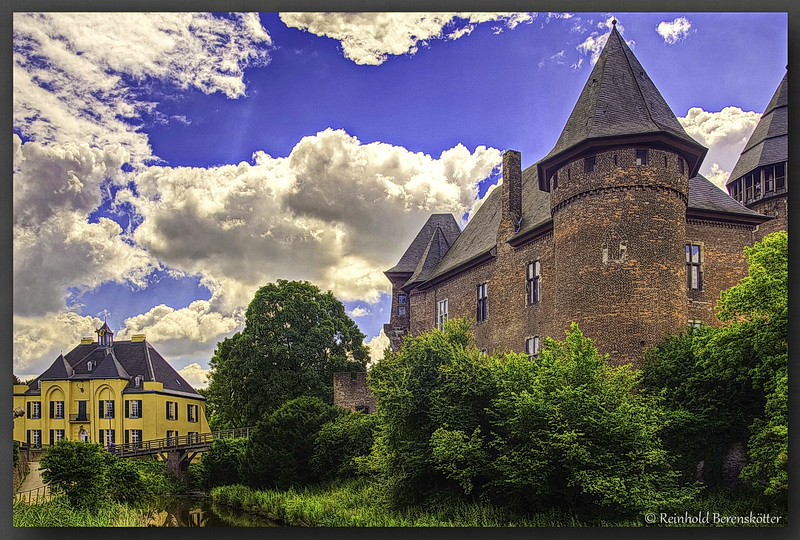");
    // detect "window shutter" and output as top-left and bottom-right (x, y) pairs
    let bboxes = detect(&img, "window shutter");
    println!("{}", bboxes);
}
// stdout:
(175, 402), (178, 421)
(99, 429), (104, 444)
(110, 401), (115, 418)
(138, 400), (142, 416)
(125, 430), (129, 444)
(99, 400), (104, 419)
(50, 430), (54, 445)
(125, 400), (129, 418)
(166, 401), (170, 419)
(27, 402), (31, 419)
(27, 430), (31, 445)
(50, 401), (54, 419)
